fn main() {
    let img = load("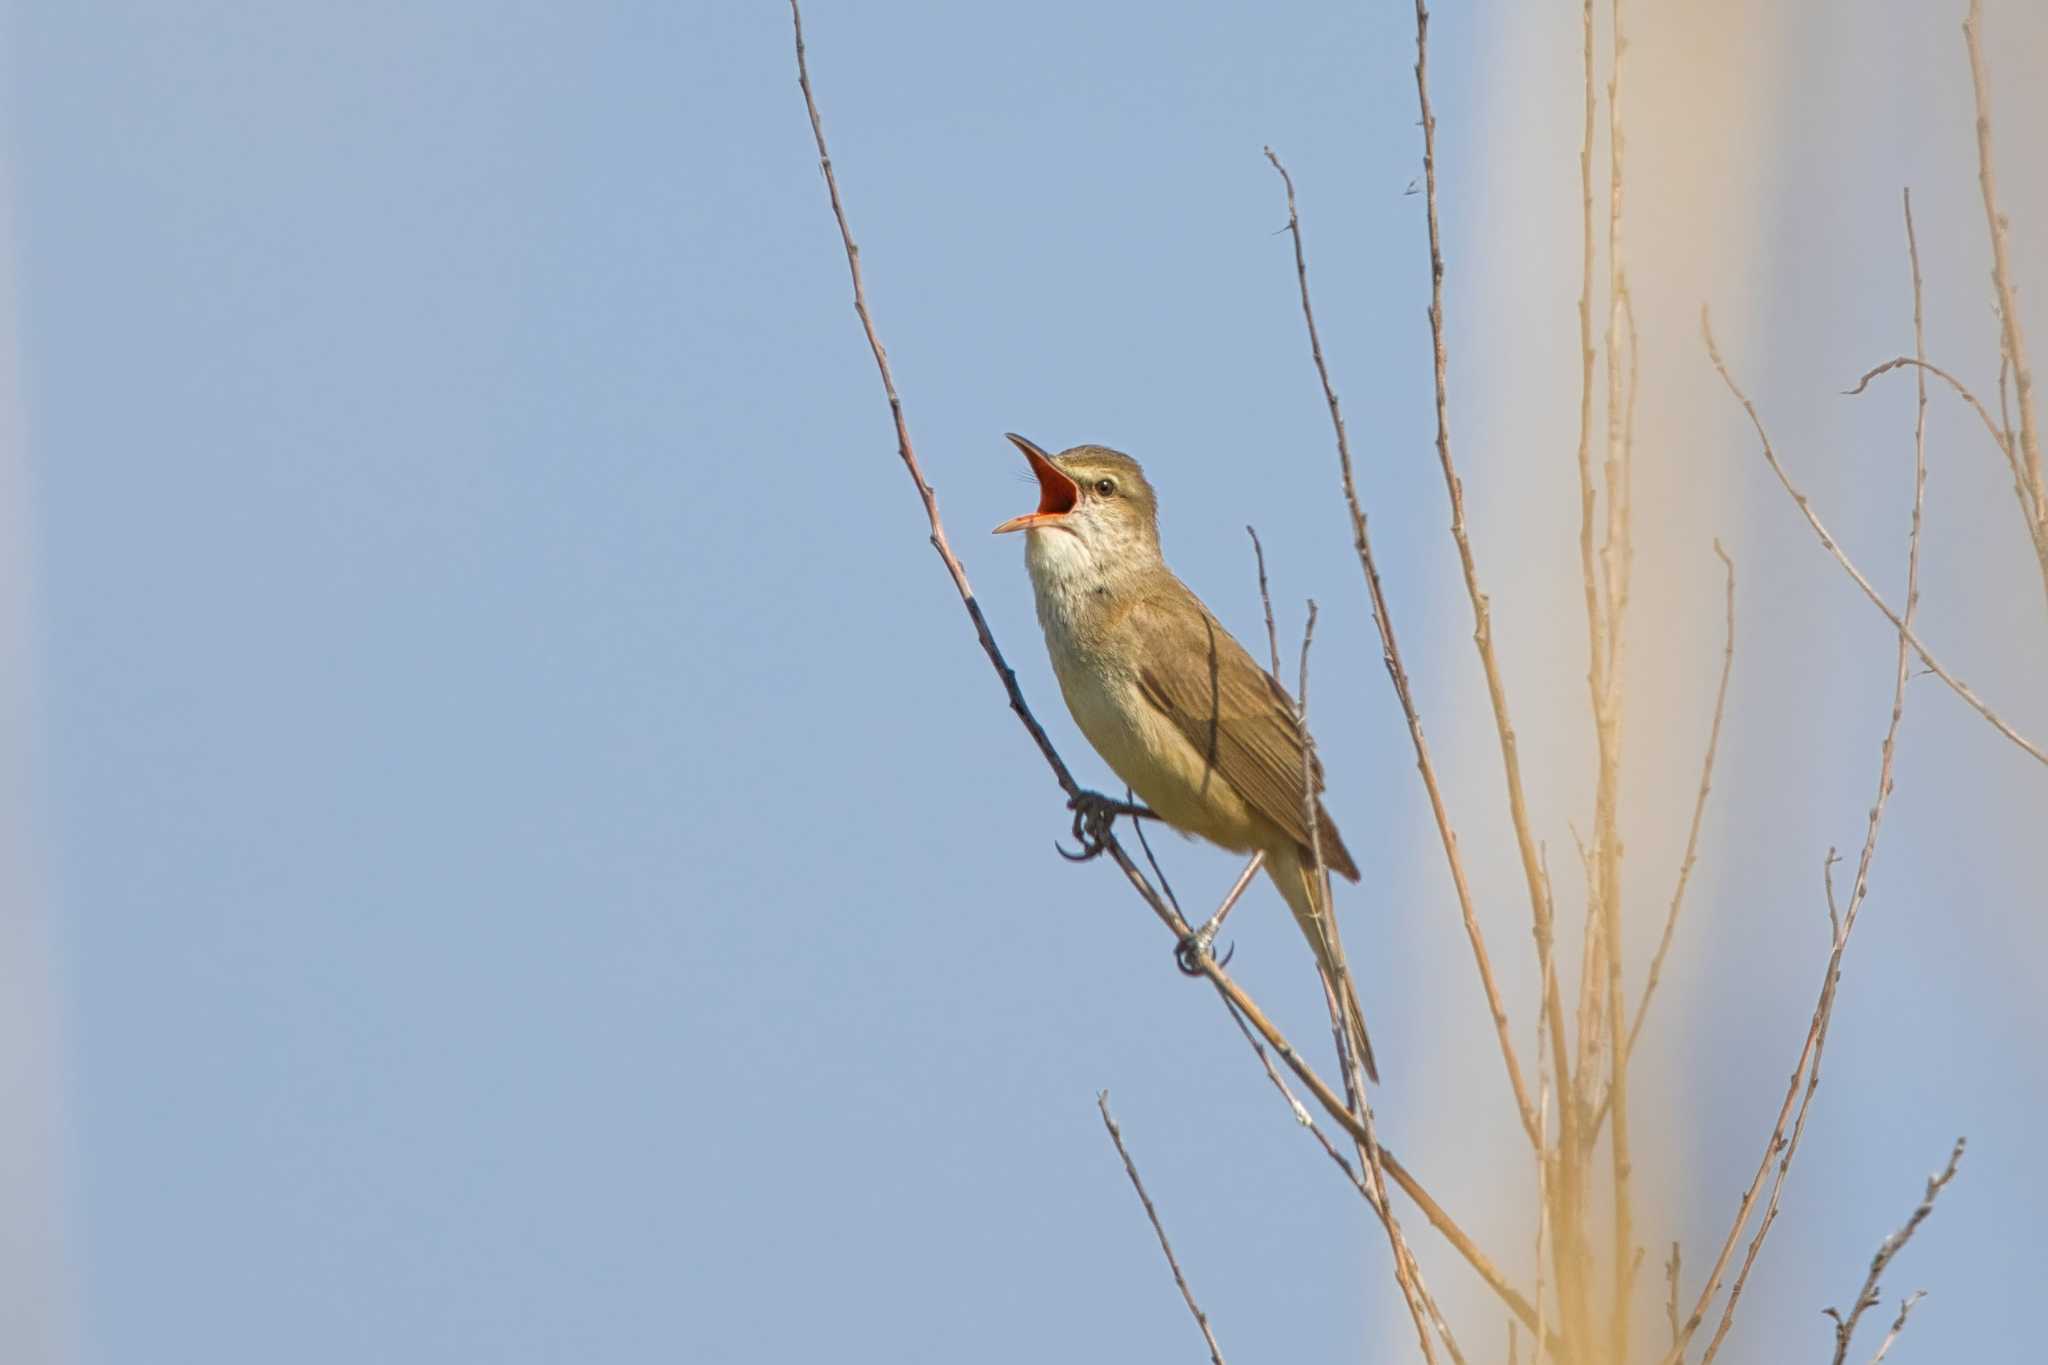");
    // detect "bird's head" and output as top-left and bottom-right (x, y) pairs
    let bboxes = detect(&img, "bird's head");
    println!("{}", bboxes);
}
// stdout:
(992, 435), (1161, 570)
